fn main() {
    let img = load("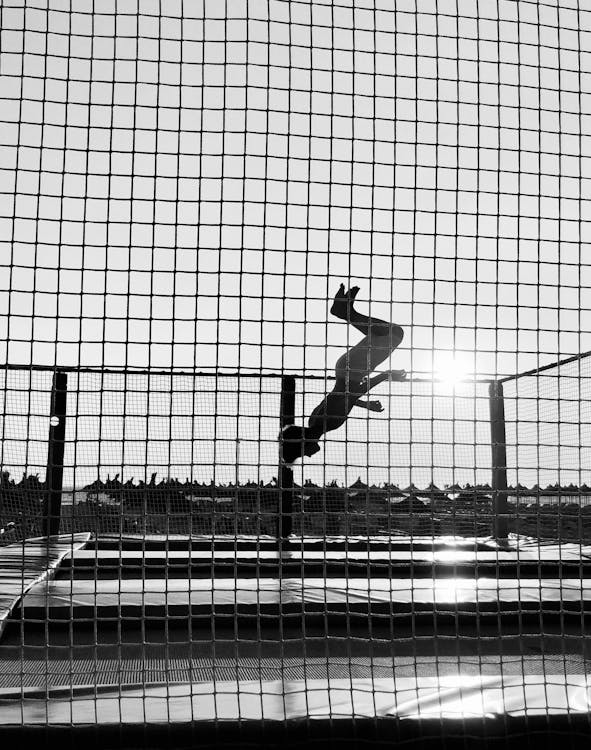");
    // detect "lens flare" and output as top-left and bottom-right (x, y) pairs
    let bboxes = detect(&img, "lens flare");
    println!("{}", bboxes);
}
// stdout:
(433, 352), (473, 389)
